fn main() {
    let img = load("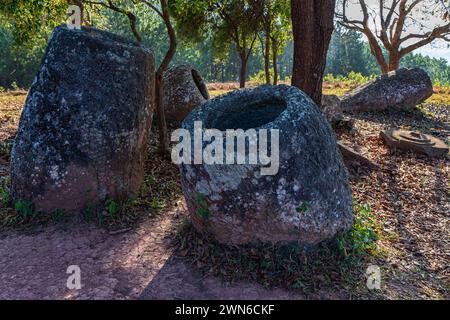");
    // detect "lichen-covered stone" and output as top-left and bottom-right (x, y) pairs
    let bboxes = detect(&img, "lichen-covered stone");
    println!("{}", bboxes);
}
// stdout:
(163, 64), (209, 123)
(340, 68), (433, 111)
(10, 25), (155, 213)
(180, 85), (353, 245)
(321, 94), (343, 123)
